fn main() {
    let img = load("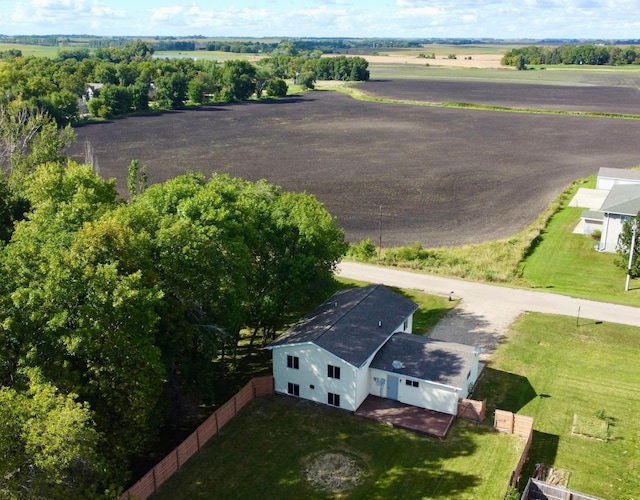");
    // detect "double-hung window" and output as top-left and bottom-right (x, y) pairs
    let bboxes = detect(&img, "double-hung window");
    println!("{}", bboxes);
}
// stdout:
(287, 383), (300, 396)
(287, 355), (299, 369)
(327, 364), (341, 379)
(328, 392), (340, 407)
